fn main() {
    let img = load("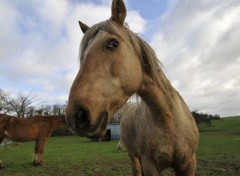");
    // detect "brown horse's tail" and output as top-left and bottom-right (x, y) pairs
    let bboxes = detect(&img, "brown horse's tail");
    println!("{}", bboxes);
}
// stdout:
(0, 115), (10, 126)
